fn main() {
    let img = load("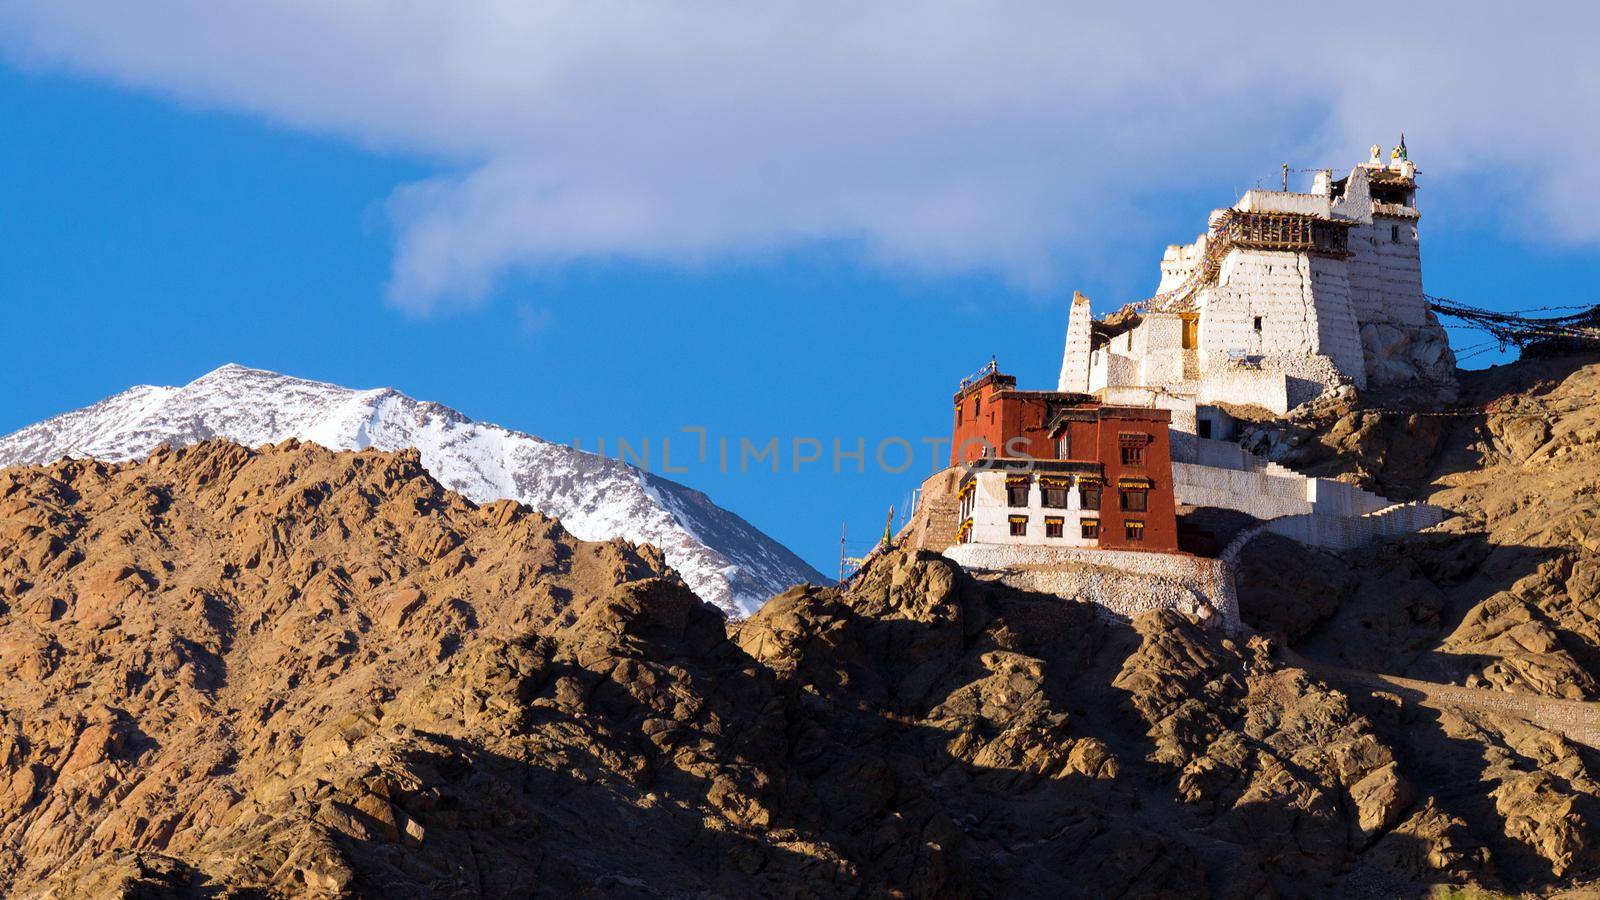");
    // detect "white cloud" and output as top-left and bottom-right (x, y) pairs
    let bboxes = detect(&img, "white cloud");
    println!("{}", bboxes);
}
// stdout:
(2, 2), (1595, 312)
